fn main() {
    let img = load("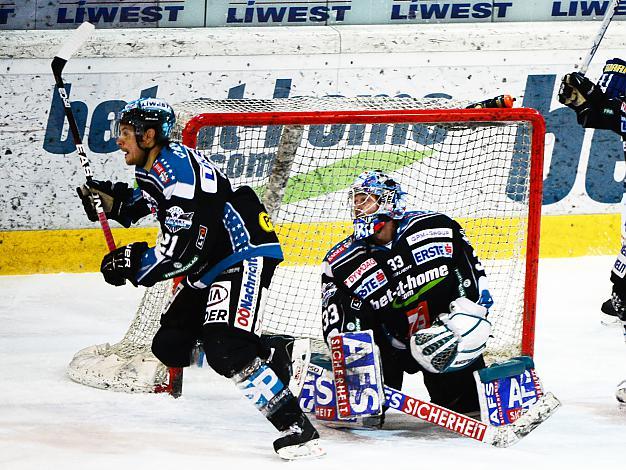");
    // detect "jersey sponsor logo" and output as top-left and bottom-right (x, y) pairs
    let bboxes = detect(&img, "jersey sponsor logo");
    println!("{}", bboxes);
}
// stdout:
(196, 225), (208, 250)
(412, 242), (453, 265)
(162, 255), (198, 278)
(205, 281), (230, 325)
(327, 240), (350, 264)
(344, 258), (377, 288)
(235, 257), (261, 332)
(370, 265), (449, 310)
(406, 227), (453, 246)
(355, 269), (388, 299)
(153, 161), (171, 184)
(164, 206), (194, 233)
(406, 302), (431, 336)
(258, 211), (275, 232)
